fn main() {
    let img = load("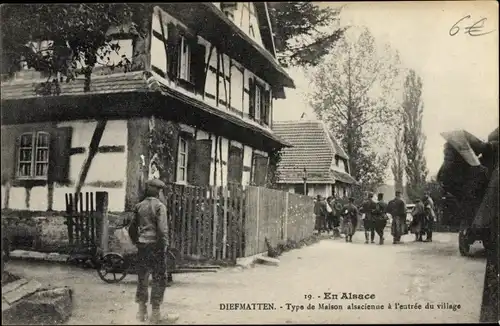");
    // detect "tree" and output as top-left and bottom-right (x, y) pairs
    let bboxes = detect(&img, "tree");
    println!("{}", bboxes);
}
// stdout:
(308, 27), (403, 191)
(1, 4), (154, 88)
(402, 69), (428, 201)
(391, 124), (406, 193)
(268, 2), (346, 67)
